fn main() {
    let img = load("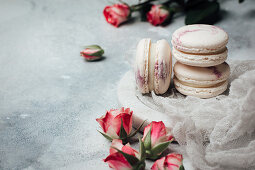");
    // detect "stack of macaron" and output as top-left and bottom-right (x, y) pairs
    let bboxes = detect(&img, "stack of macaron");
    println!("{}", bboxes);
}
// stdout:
(134, 24), (230, 99)
(171, 24), (230, 98)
